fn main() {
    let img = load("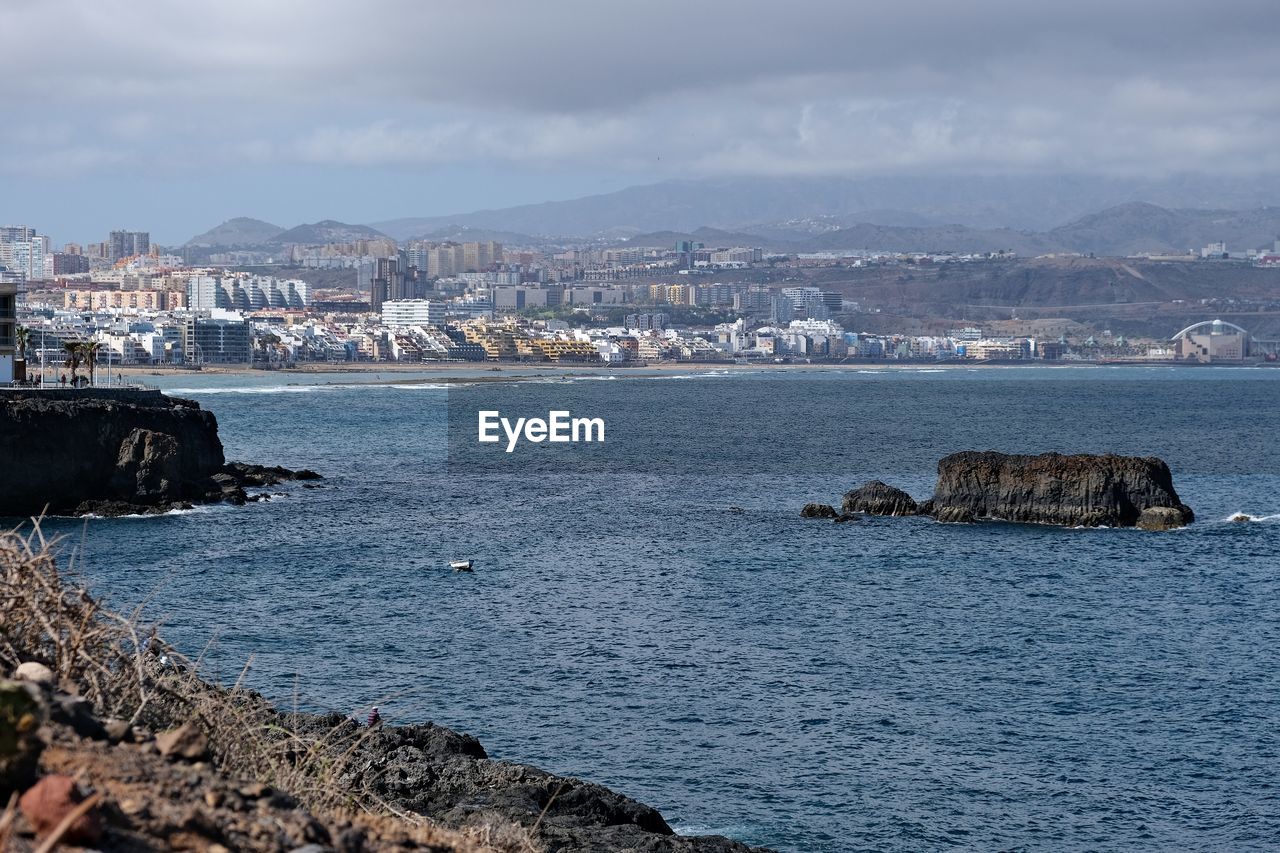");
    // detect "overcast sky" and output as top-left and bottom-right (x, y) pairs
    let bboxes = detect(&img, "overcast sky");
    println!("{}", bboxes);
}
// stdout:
(2, 0), (1278, 243)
